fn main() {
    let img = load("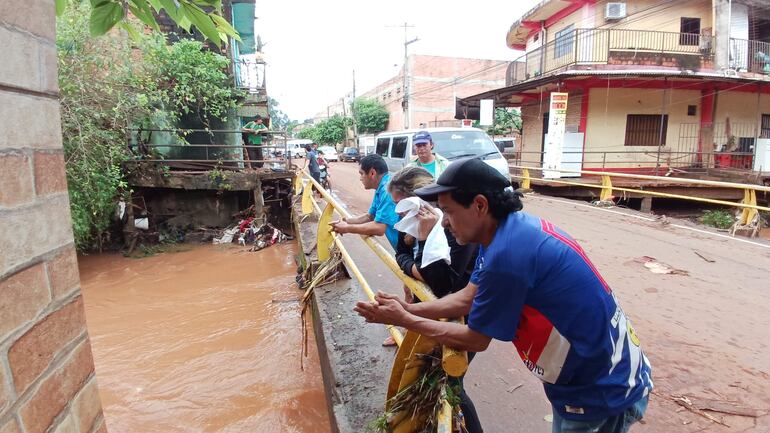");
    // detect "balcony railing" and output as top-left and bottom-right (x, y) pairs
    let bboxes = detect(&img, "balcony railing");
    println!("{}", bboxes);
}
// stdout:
(234, 58), (266, 92)
(729, 38), (770, 75)
(507, 28), (715, 86)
